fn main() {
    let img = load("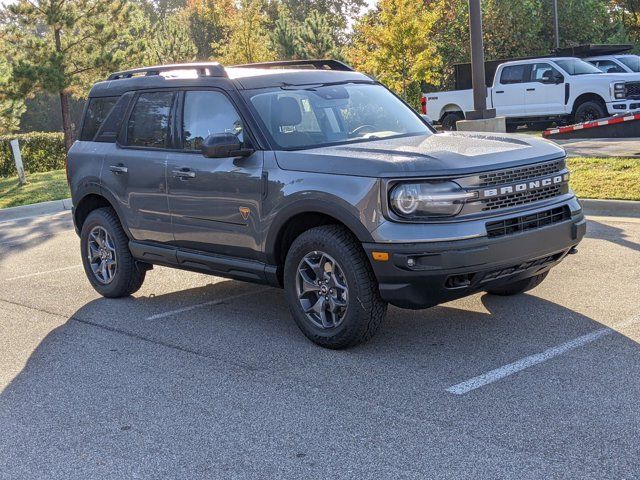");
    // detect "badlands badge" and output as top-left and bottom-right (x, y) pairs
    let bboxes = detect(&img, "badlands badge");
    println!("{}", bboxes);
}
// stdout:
(239, 207), (250, 220)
